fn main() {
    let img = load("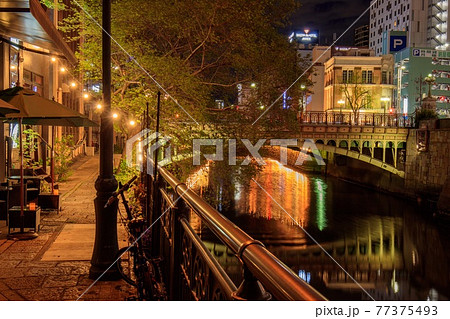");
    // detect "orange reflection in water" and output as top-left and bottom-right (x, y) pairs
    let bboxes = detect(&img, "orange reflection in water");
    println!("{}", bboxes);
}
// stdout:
(237, 160), (310, 227)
